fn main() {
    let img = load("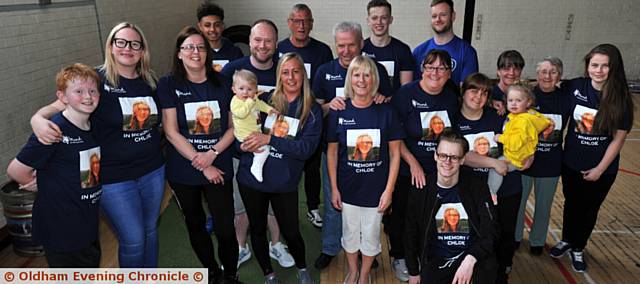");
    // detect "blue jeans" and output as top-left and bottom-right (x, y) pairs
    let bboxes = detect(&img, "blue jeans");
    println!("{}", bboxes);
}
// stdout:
(515, 175), (559, 246)
(320, 154), (342, 256)
(100, 165), (165, 267)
